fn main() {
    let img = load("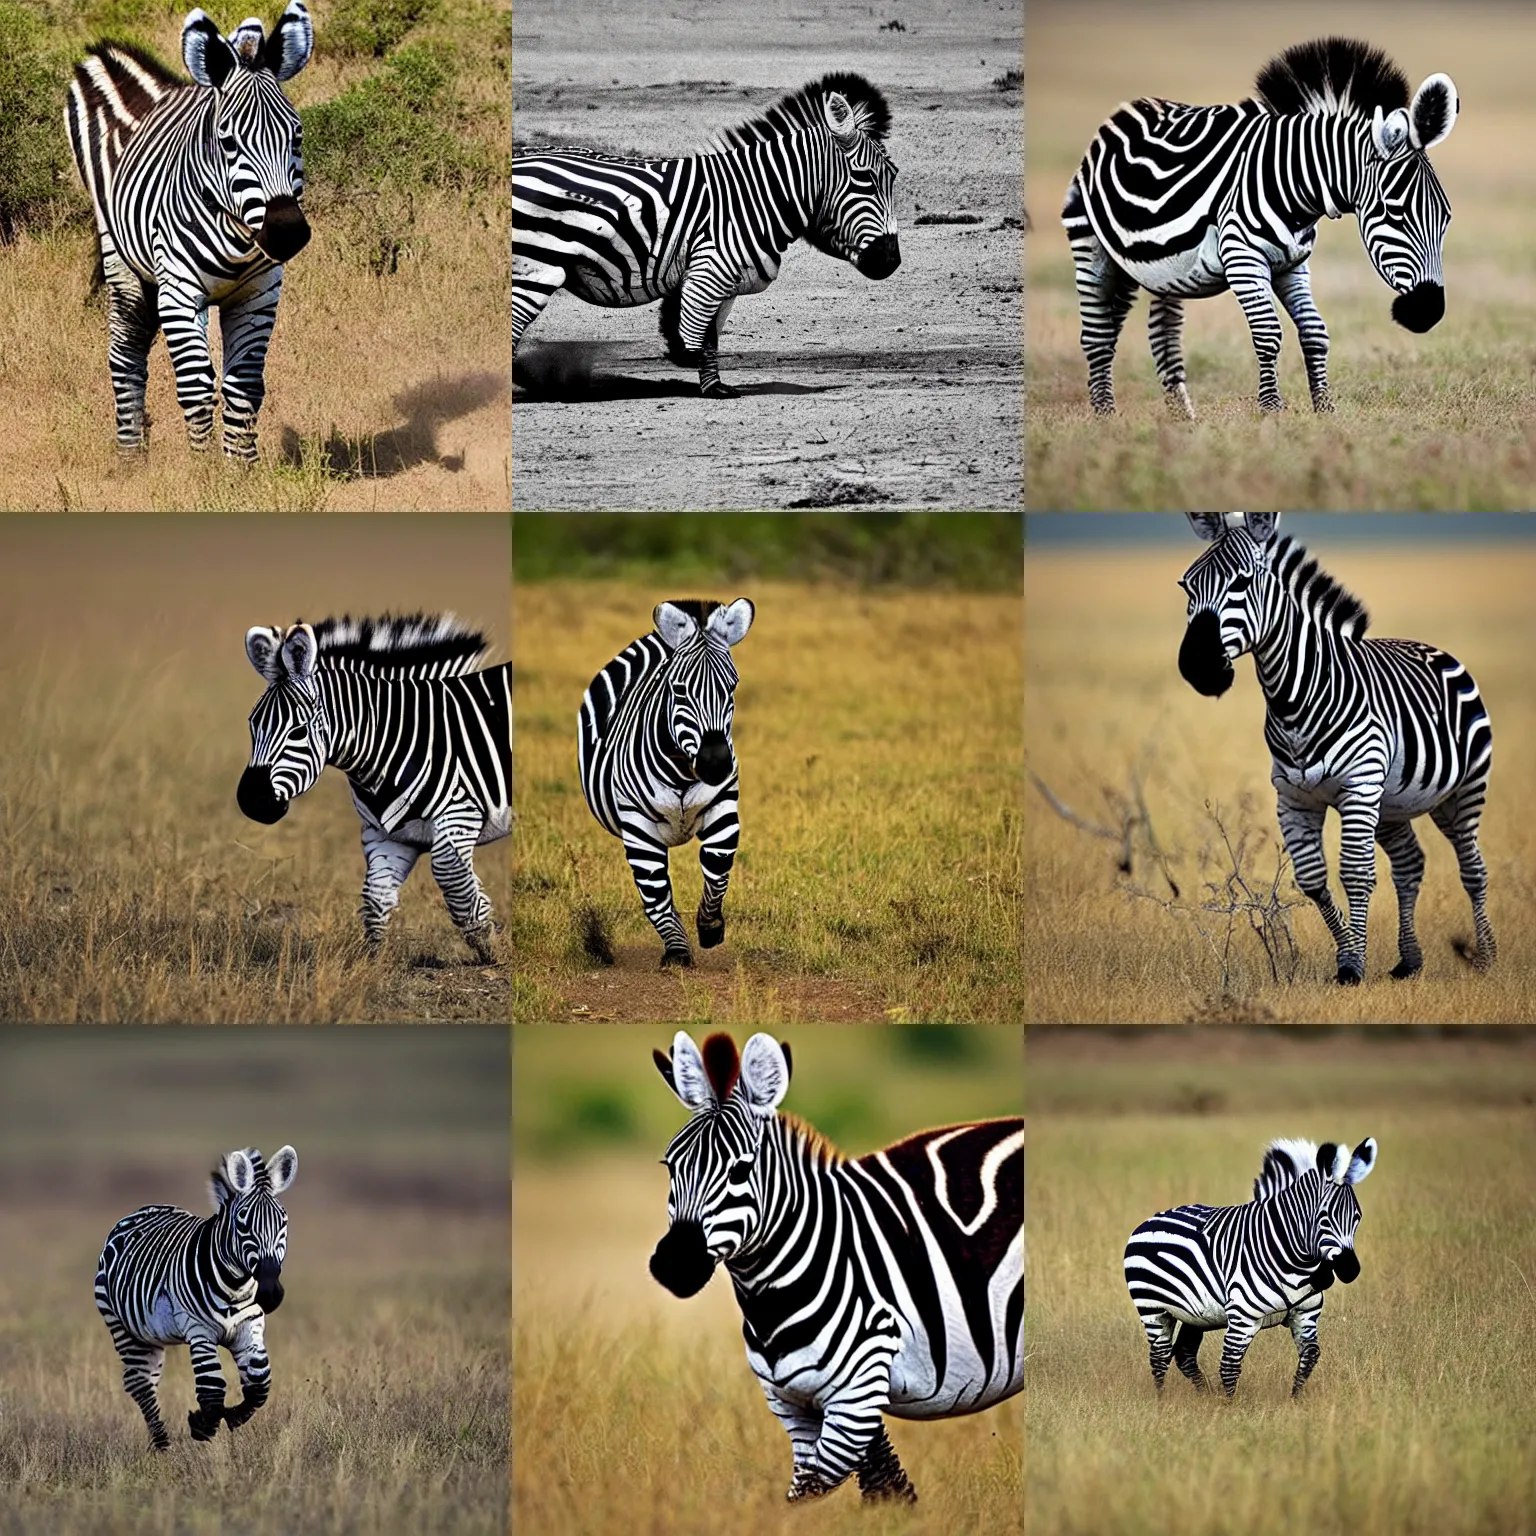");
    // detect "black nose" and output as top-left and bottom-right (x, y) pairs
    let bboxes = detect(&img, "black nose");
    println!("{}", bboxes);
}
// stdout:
(238, 765), (289, 823)
(694, 732), (734, 786)
(1178, 610), (1235, 698)
(855, 233), (900, 279)
(255, 195), (310, 261)
(1333, 1248), (1361, 1284)
(1391, 281), (1443, 333)
(649, 1221), (715, 1298)
(254, 1256), (285, 1313)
